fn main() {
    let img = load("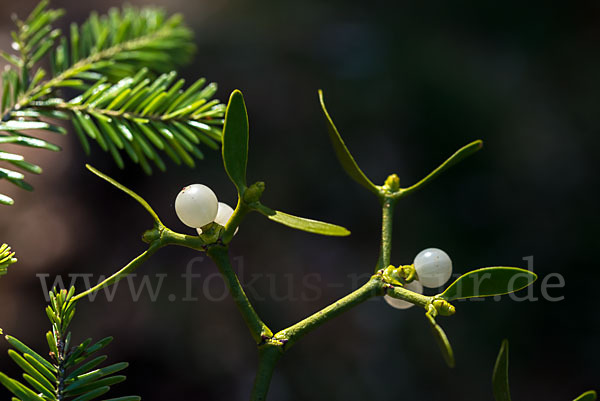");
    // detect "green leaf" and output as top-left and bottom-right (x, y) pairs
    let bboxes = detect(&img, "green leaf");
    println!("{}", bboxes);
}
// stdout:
(0, 135), (61, 151)
(5, 336), (57, 374)
(425, 312), (455, 368)
(492, 340), (512, 401)
(0, 194), (15, 205)
(0, 372), (45, 401)
(254, 203), (350, 237)
(318, 90), (379, 196)
(399, 140), (483, 197)
(7, 350), (54, 394)
(439, 267), (537, 301)
(70, 385), (110, 401)
(85, 164), (161, 225)
(222, 90), (249, 193)
(574, 391), (597, 401)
